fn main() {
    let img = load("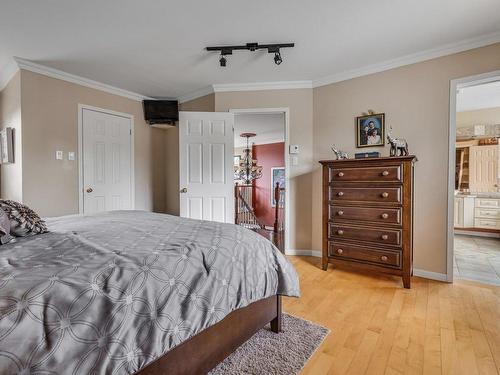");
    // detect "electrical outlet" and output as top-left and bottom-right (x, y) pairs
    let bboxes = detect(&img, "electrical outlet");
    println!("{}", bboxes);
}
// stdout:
(68, 152), (75, 161)
(291, 156), (299, 166)
(56, 151), (63, 160)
